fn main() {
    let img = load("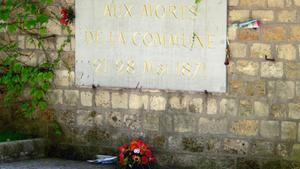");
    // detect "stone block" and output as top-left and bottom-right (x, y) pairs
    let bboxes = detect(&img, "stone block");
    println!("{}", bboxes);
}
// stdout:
(236, 60), (259, 76)
(76, 110), (94, 127)
(143, 113), (160, 131)
(250, 43), (271, 58)
(252, 10), (274, 22)
(129, 94), (148, 110)
(289, 26), (300, 41)
(230, 43), (247, 58)
(275, 81), (295, 100)
(150, 96), (166, 111)
(53, 70), (74, 87)
(224, 139), (249, 155)
(64, 90), (79, 106)
(263, 26), (286, 42)
(271, 104), (287, 119)
(277, 44), (296, 60)
(261, 62), (283, 78)
(268, 0), (284, 7)
(251, 141), (274, 155)
(47, 89), (63, 105)
(289, 103), (300, 119)
(198, 118), (228, 134)
(281, 121), (297, 141)
(230, 120), (258, 136)
(286, 63), (300, 79)
(95, 91), (110, 108)
(111, 92), (128, 109)
(220, 99), (237, 116)
(189, 97), (203, 113)
(291, 144), (300, 162)
(254, 101), (269, 117)
(169, 96), (188, 110)
(124, 113), (141, 130)
(239, 100), (253, 116)
(174, 115), (195, 133)
(260, 121), (280, 139)
(80, 91), (93, 107)
(238, 29), (259, 41)
(240, 0), (266, 7)
(107, 111), (123, 128)
(207, 98), (218, 114)
(229, 10), (250, 22)
(278, 10), (296, 22)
